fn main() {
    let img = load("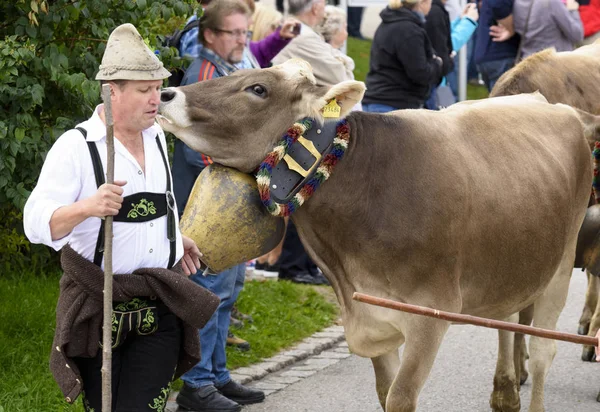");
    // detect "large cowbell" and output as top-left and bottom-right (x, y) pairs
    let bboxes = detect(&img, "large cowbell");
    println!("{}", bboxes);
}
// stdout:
(575, 204), (600, 277)
(180, 164), (285, 273)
